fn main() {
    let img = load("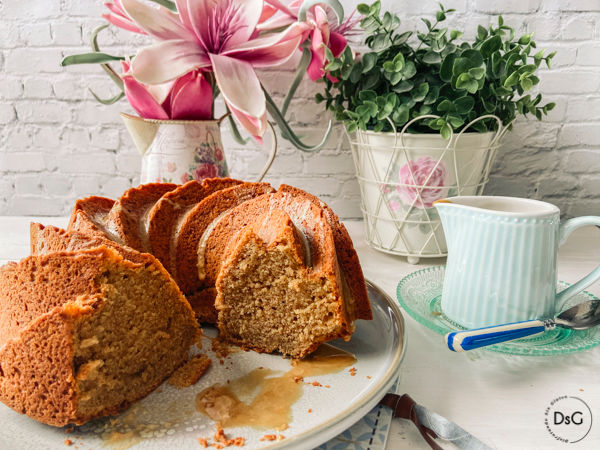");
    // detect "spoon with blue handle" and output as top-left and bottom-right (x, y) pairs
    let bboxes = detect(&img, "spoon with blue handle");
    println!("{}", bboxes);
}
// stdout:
(445, 300), (600, 352)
